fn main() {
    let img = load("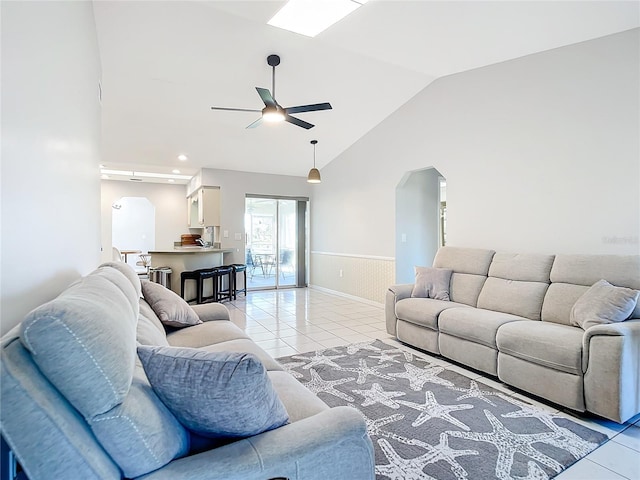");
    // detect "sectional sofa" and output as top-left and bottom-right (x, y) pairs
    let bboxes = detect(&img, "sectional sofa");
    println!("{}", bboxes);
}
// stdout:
(386, 246), (640, 424)
(1, 262), (374, 480)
